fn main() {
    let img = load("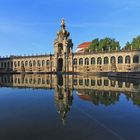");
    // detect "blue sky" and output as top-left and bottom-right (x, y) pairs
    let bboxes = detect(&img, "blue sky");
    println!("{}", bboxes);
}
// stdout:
(0, 0), (140, 56)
